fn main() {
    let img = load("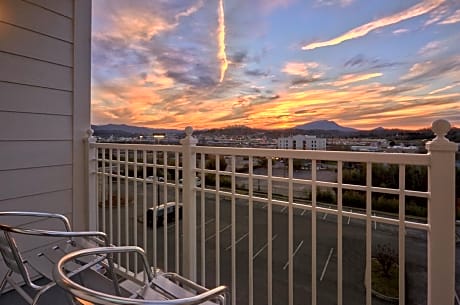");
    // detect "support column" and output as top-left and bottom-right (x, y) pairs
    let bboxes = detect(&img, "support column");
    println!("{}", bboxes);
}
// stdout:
(86, 129), (98, 231)
(425, 119), (458, 305)
(180, 127), (198, 280)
